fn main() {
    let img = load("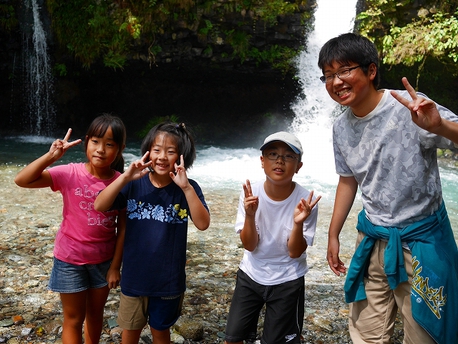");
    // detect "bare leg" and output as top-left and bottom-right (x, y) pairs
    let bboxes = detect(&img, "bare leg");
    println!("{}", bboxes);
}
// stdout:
(60, 291), (87, 344)
(84, 286), (110, 344)
(122, 328), (143, 344)
(151, 327), (171, 344)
